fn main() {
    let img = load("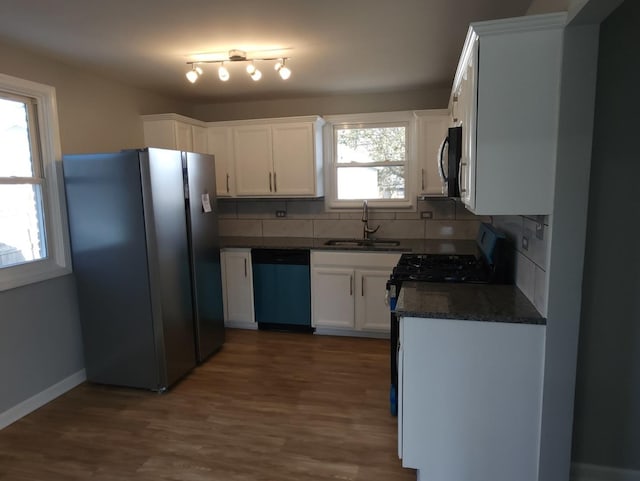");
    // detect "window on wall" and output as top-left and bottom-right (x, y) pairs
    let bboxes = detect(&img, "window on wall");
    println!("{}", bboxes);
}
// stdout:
(0, 74), (70, 291)
(325, 112), (415, 209)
